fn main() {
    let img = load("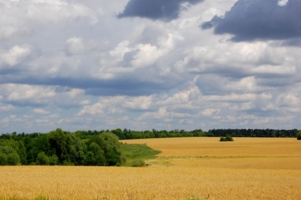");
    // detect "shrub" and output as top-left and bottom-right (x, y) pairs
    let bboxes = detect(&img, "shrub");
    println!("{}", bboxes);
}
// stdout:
(0, 146), (20, 165)
(36, 152), (49, 165)
(49, 154), (58, 165)
(7, 153), (20, 165)
(131, 159), (145, 167)
(0, 153), (8, 165)
(297, 131), (301, 140)
(220, 135), (234, 142)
